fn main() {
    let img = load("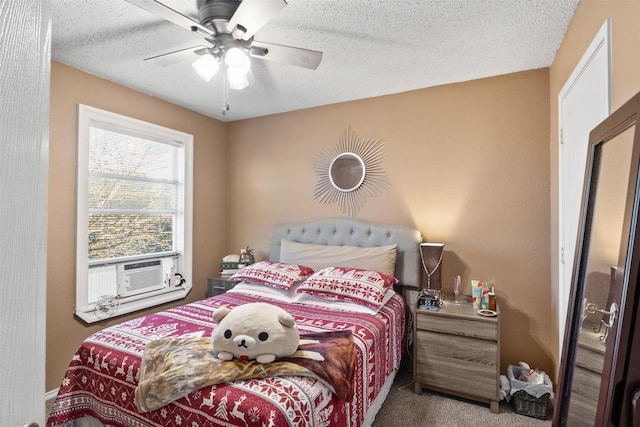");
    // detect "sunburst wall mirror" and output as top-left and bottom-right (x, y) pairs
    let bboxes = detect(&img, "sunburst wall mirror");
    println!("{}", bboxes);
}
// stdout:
(314, 127), (389, 217)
